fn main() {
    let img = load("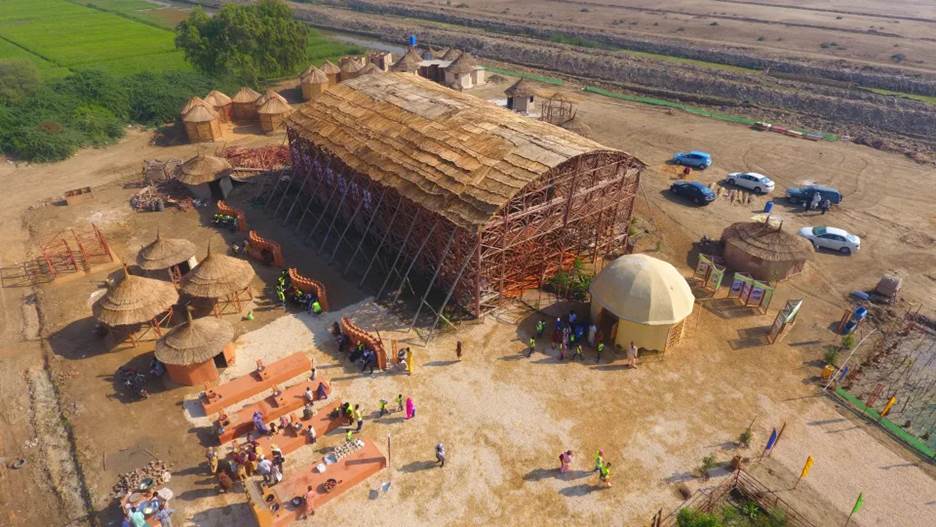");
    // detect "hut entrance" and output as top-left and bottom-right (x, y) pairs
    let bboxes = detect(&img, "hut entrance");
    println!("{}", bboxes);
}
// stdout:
(596, 308), (618, 346)
(213, 351), (231, 368)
